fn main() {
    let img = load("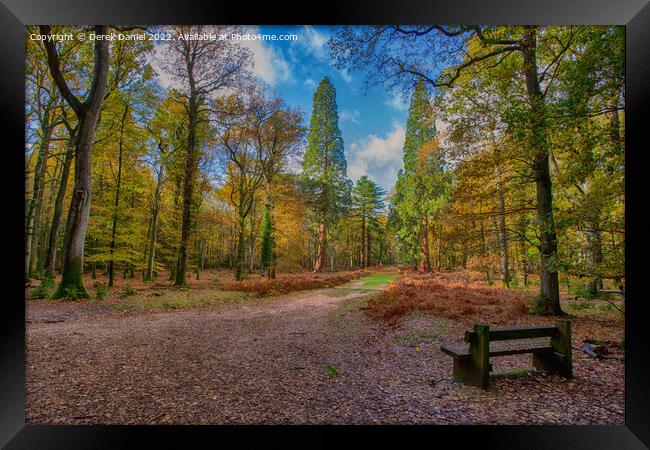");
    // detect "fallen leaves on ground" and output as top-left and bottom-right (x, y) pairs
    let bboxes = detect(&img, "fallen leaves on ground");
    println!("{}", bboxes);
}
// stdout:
(25, 269), (623, 425)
